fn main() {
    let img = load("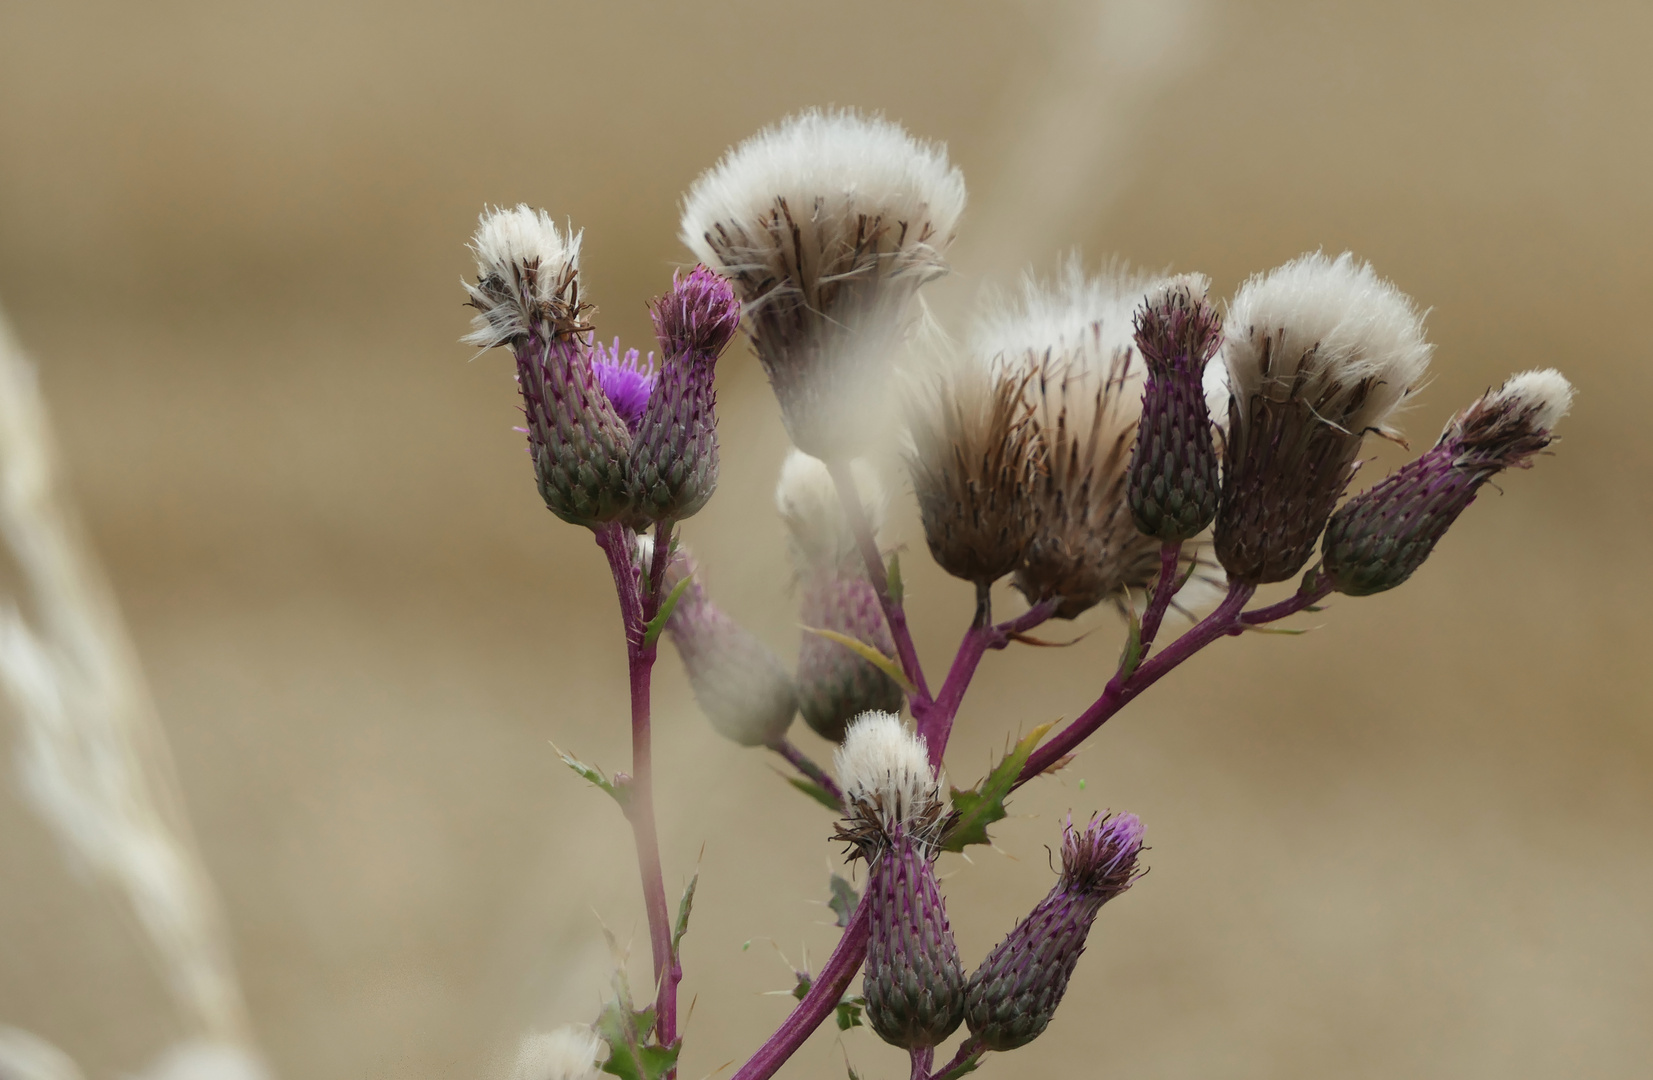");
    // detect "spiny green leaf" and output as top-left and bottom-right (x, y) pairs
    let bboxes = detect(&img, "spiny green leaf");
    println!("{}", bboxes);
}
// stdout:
(941, 722), (1055, 853)
(553, 742), (626, 807)
(834, 994), (865, 1030)
(828, 874), (859, 929)
(791, 971), (812, 1001)
(1117, 597), (1144, 679)
(786, 776), (843, 812)
(671, 873), (697, 959)
(798, 625), (916, 695)
(935, 1050), (984, 1080)
(642, 571), (695, 649)
(885, 552), (904, 605)
(596, 985), (678, 1080)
